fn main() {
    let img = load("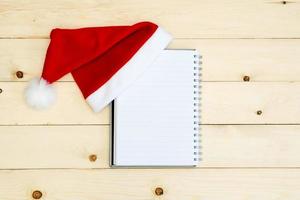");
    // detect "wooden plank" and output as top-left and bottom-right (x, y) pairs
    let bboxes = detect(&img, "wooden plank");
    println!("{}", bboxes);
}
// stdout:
(171, 39), (300, 82)
(0, 0), (300, 38)
(1, 125), (300, 168)
(201, 125), (300, 167)
(0, 82), (110, 125)
(2, 39), (300, 82)
(0, 126), (109, 169)
(0, 169), (300, 200)
(202, 82), (300, 124)
(1, 82), (300, 125)
(0, 39), (51, 81)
